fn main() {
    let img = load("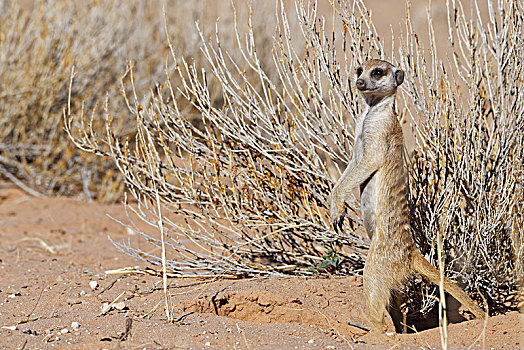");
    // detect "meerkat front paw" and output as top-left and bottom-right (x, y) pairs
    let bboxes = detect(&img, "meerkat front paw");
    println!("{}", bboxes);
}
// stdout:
(329, 189), (347, 233)
(333, 209), (347, 234)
